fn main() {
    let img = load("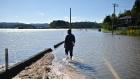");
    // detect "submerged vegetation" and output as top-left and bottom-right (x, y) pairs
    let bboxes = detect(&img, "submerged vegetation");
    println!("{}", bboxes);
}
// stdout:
(116, 29), (140, 36)
(102, 28), (140, 36)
